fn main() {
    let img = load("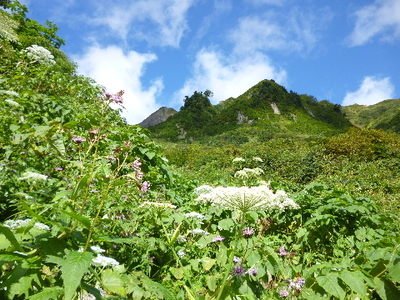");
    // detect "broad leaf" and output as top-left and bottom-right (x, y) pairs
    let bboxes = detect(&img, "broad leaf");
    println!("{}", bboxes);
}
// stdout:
(60, 251), (93, 300)
(339, 270), (367, 298)
(27, 287), (63, 300)
(101, 269), (126, 297)
(316, 274), (346, 300)
(0, 225), (23, 252)
(374, 277), (400, 300)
